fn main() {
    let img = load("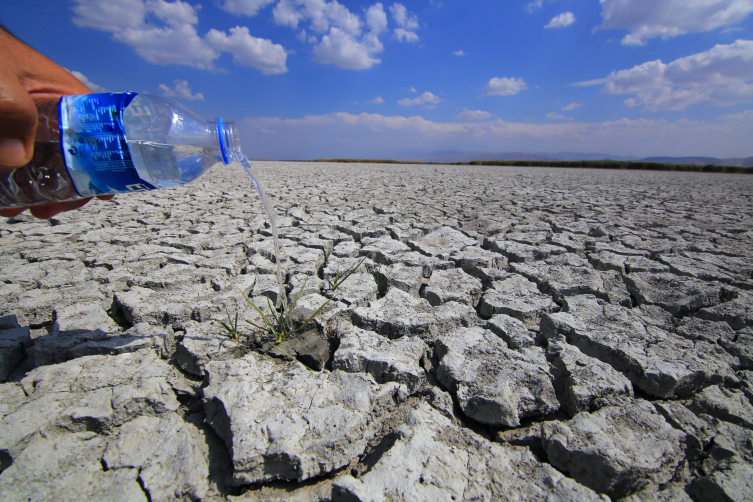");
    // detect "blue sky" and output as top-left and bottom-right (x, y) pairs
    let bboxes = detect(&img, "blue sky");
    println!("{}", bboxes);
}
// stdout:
(2, 0), (753, 160)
